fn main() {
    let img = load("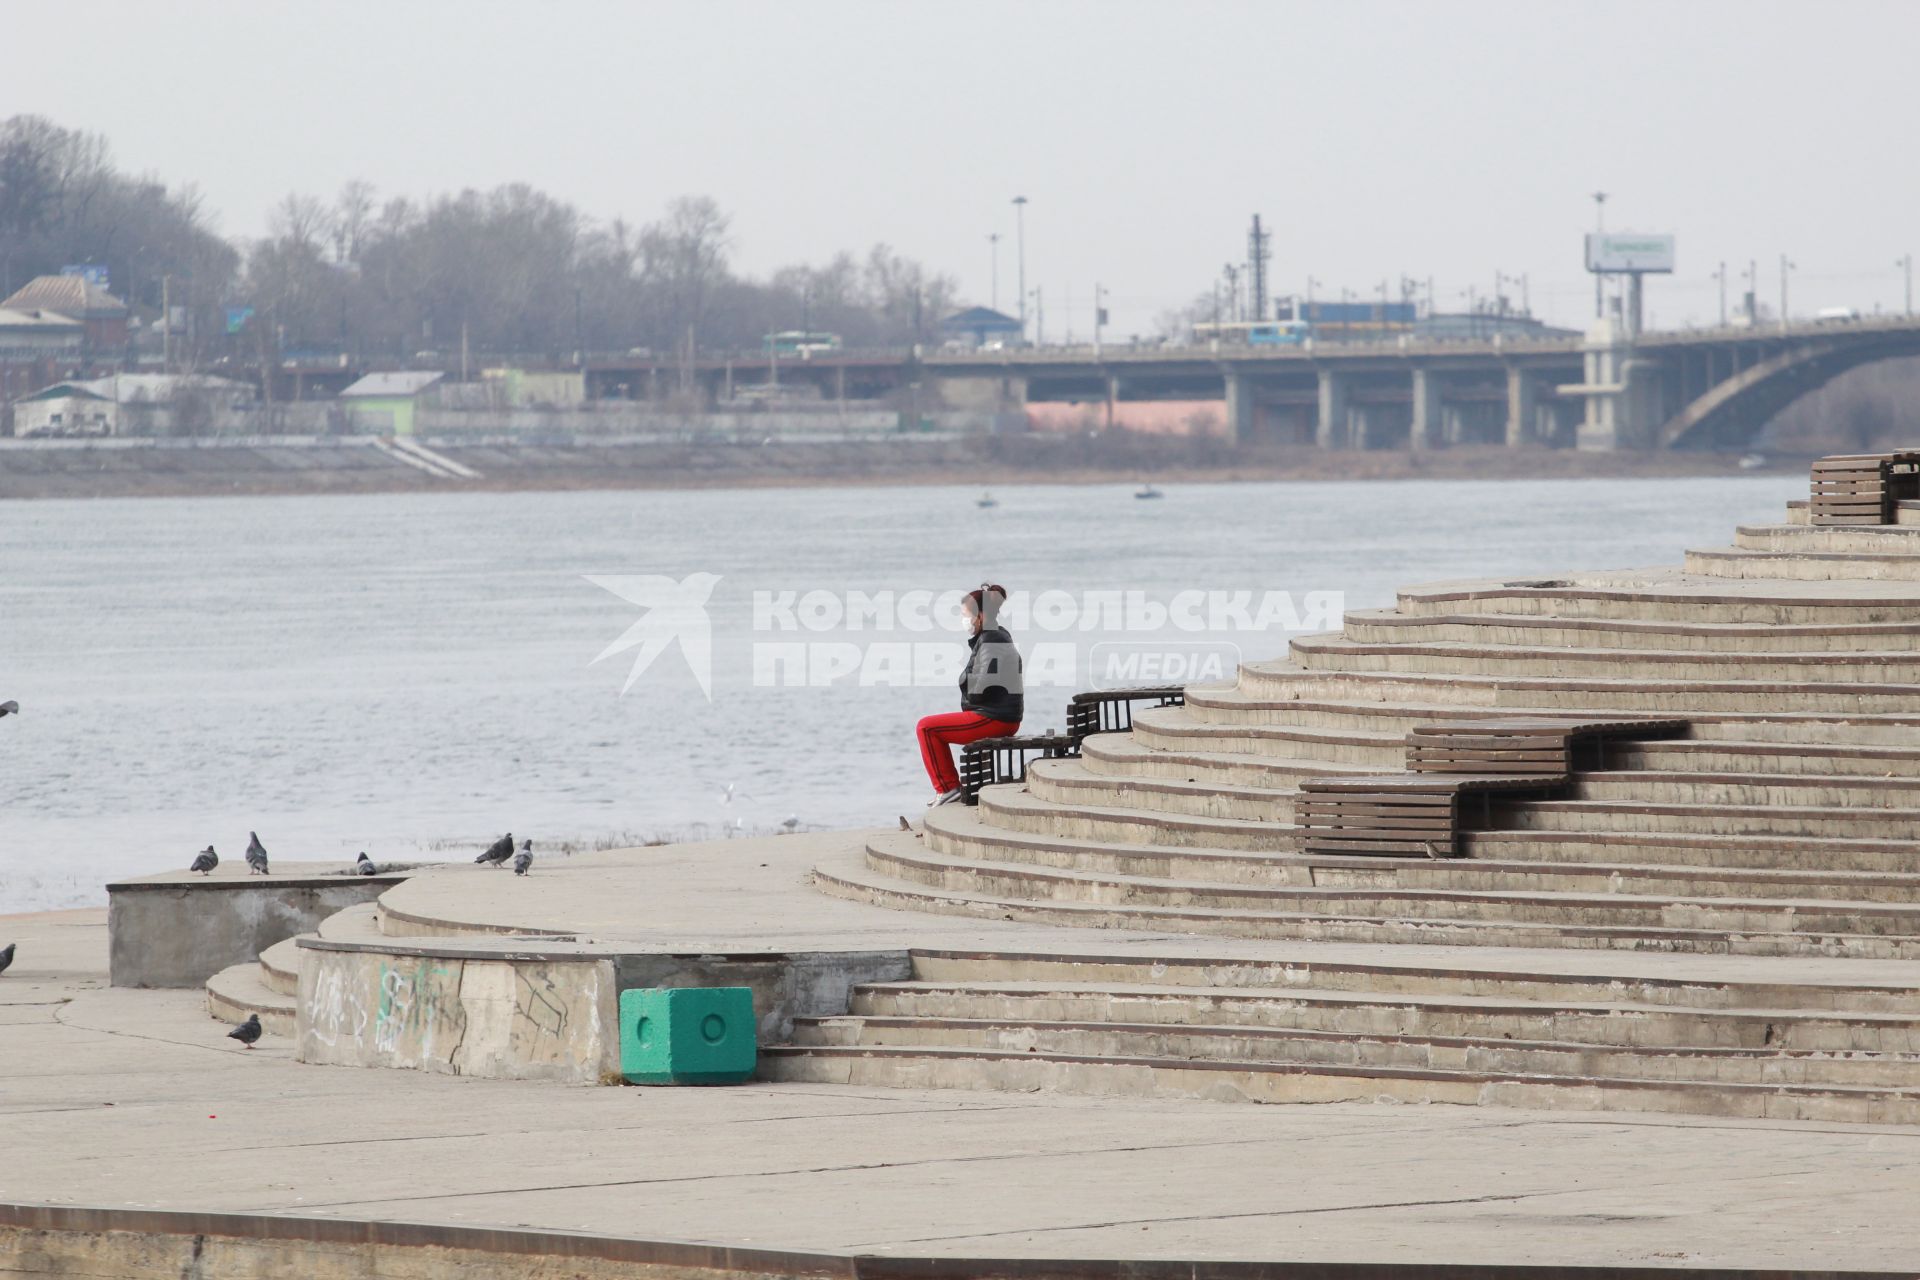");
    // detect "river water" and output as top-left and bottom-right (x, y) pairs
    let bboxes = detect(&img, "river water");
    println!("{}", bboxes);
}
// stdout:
(0, 475), (1801, 914)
